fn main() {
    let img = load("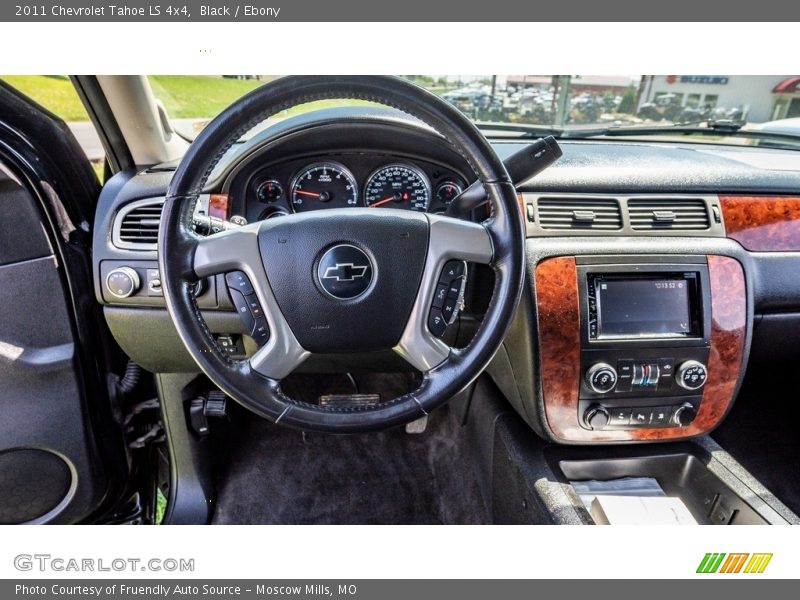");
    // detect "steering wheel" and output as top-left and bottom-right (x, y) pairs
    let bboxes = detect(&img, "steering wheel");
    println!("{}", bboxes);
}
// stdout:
(159, 76), (525, 433)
